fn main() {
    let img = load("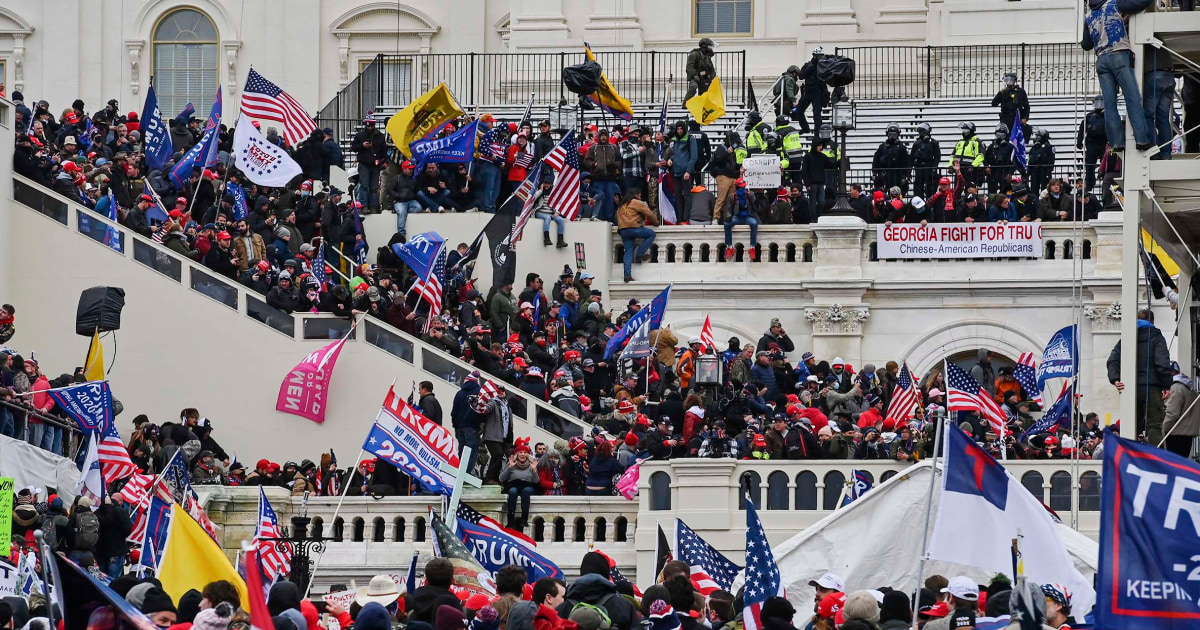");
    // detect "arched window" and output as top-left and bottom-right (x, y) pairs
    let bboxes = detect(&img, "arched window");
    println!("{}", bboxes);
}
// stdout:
(153, 9), (219, 117)
(1021, 471), (1045, 503)
(594, 517), (607, 542)
(352, 518), (365, 542)
(767, 471), (790, 510)
(372, 517), (385, 543)
(1079, 471), (1101, 511)
(1049, 471), (1073, 512)
(615, 517), (629, 542)
(393, 517), (406, 542)
(794, 471), (818, 510)
(740, 471), (762, 509)
(573, 517), (587, 542)
(532, 517), (546, 542)
(650, 472), (672, 511)
(822, 471), (845, 510)
(311, 517), (324, 539)
(553, 517), (566, 542)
